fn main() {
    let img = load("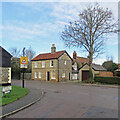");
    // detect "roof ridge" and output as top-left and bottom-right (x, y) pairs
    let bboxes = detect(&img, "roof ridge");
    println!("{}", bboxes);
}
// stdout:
(37, 50), (66, 55)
